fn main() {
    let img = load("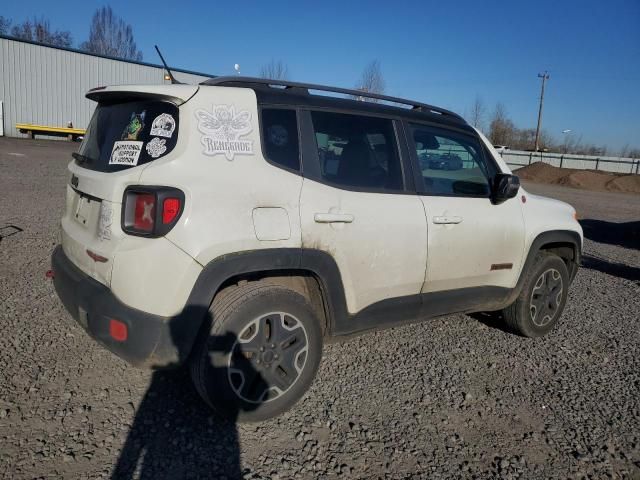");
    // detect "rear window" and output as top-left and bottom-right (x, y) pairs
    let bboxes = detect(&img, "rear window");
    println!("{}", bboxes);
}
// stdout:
(261, 108), (300, 171)
(76, 100), (179, 172)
